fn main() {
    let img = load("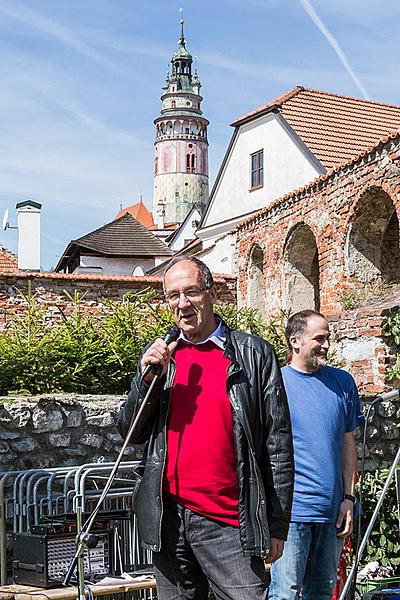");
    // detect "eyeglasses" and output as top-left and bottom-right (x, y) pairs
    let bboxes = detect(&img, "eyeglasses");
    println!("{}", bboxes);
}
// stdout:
(164, 287), (209, 304)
